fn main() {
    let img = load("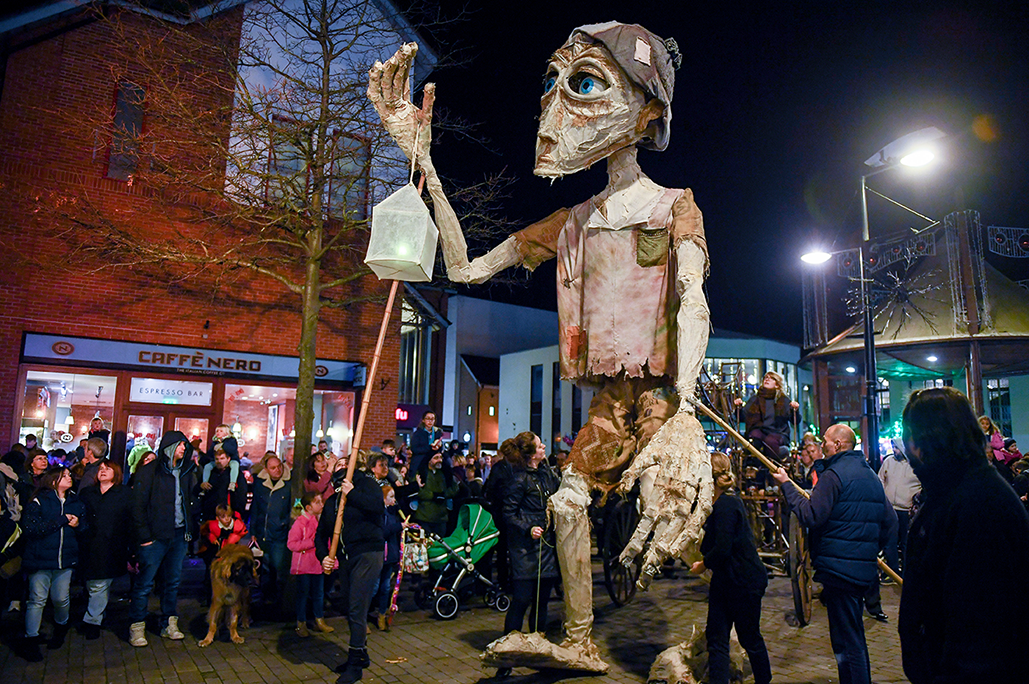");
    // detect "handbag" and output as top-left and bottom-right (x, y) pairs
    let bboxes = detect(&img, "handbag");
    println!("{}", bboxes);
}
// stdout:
(401, 527), (429, 574)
